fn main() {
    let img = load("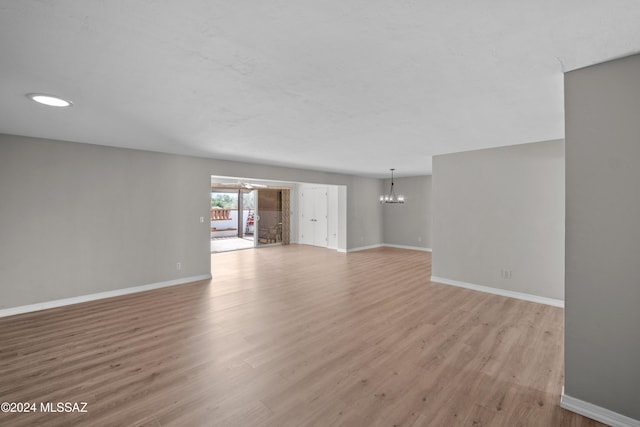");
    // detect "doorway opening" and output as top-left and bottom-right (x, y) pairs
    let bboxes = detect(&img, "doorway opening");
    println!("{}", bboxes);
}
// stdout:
(210, 187), (256, 253)
(210, 178), (292, 253)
